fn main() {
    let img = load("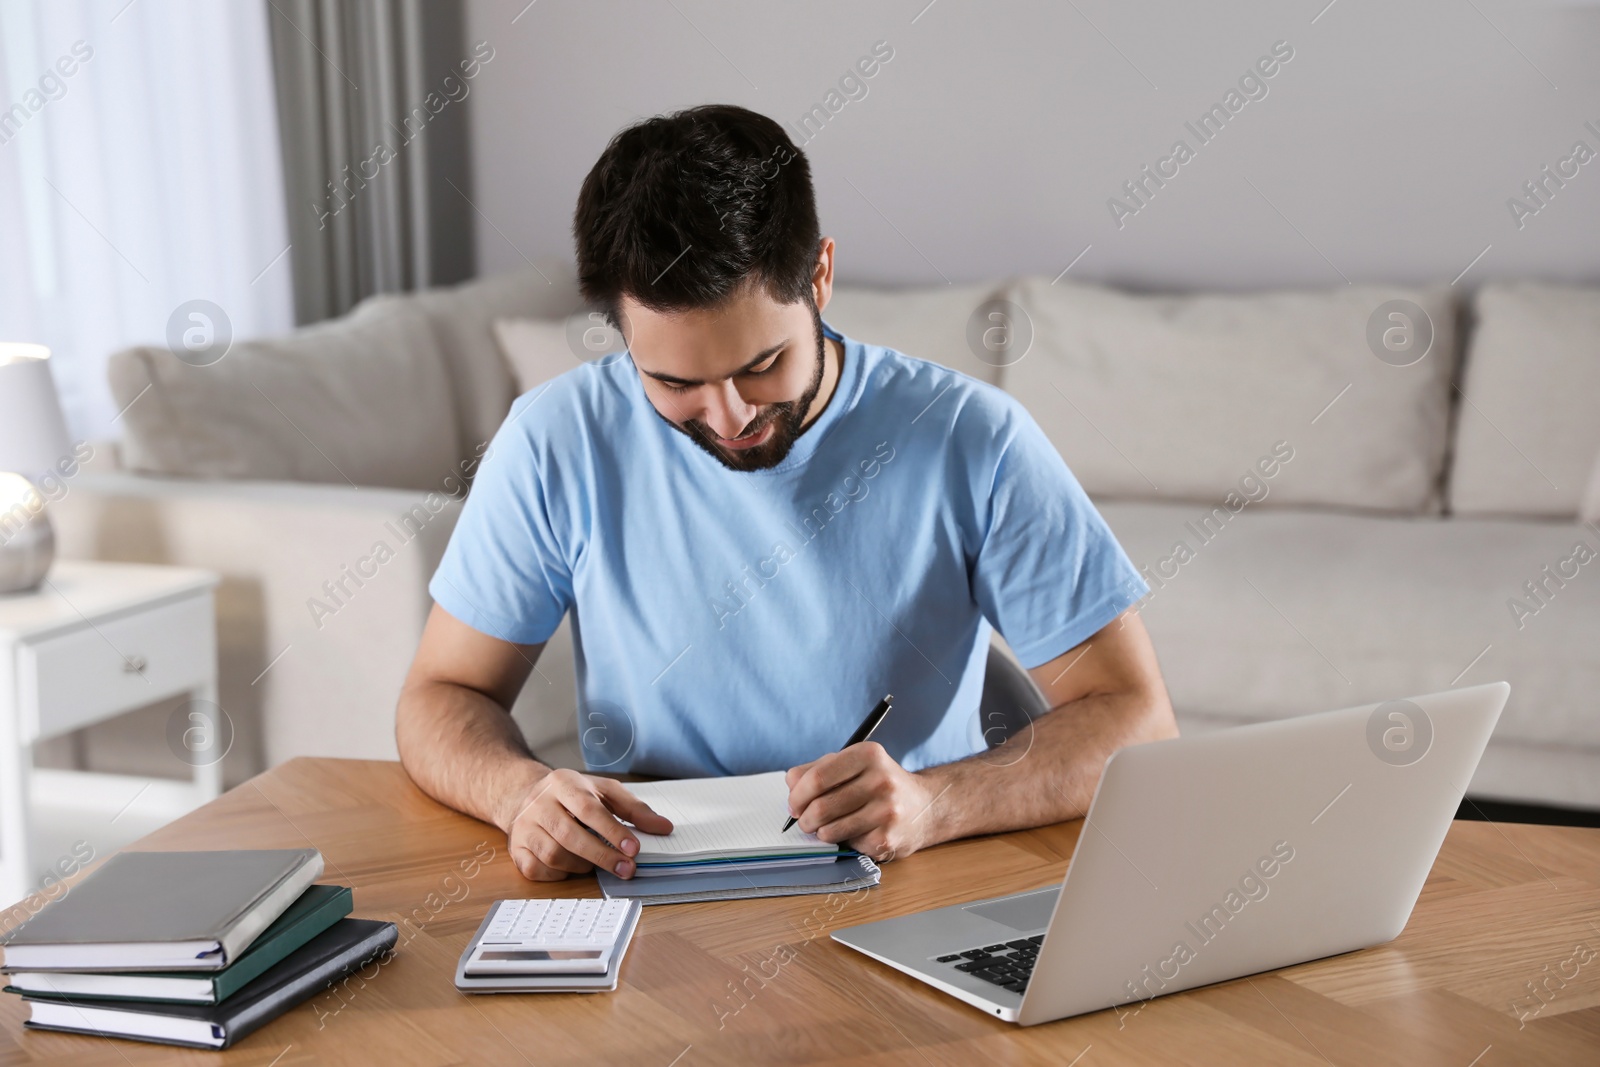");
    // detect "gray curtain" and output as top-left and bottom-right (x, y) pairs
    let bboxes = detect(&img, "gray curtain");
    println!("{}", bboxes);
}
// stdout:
(266, 0), (476, 324)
